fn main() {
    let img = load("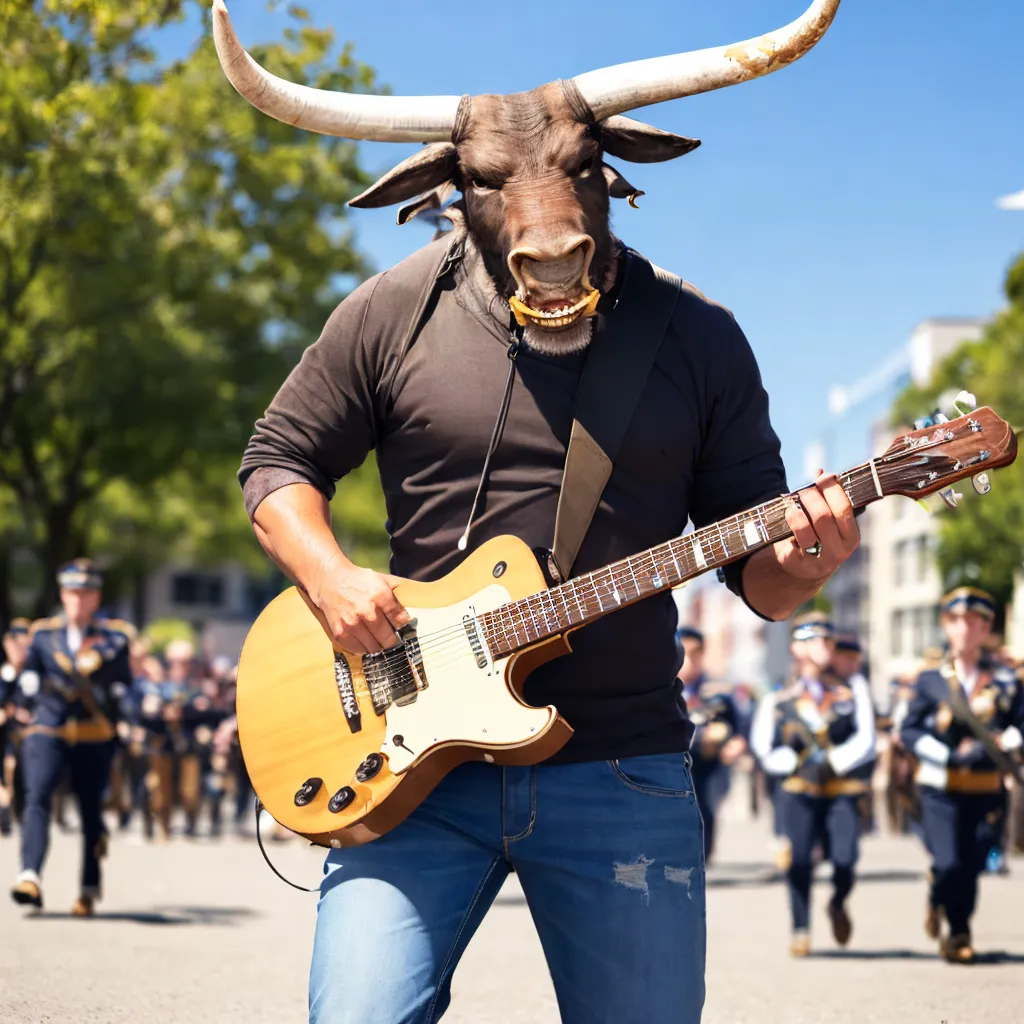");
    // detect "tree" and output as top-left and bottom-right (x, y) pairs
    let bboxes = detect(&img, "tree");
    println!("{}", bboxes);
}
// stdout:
(891, 253), (1024, 610)
(0, 1), (389, 617)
